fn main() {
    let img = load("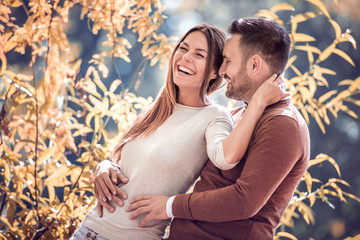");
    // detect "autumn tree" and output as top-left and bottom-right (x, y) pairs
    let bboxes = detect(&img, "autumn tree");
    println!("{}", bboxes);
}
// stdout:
(0, 0), (359, 239)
